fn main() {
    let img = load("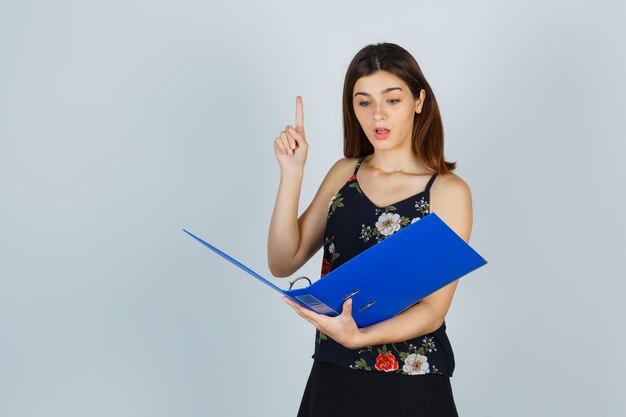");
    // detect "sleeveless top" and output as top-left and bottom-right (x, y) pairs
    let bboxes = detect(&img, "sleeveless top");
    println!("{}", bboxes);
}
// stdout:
(311, 156), (456, 377)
